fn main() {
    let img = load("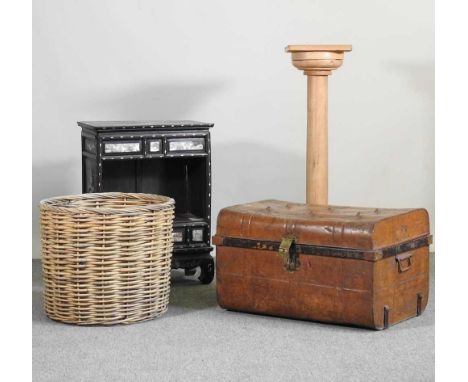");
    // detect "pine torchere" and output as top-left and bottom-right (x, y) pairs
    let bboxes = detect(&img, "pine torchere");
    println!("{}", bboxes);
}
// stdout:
(285, 44), (352, 205)
(78, 120), (214, 284)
